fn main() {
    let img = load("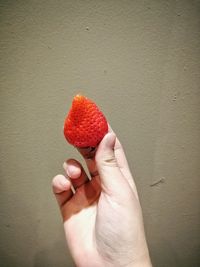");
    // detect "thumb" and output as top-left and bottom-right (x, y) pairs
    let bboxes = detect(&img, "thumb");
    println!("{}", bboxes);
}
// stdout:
(95, 132), (126, 194)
